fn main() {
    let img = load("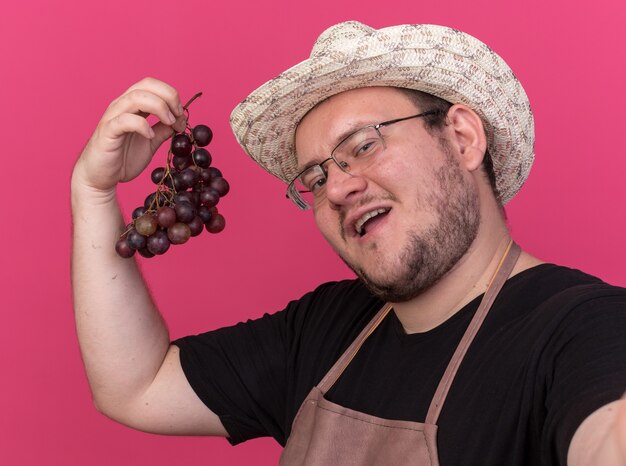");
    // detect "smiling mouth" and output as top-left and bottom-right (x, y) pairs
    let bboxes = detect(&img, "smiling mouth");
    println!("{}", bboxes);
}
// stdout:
(355, 208), (390, 237)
